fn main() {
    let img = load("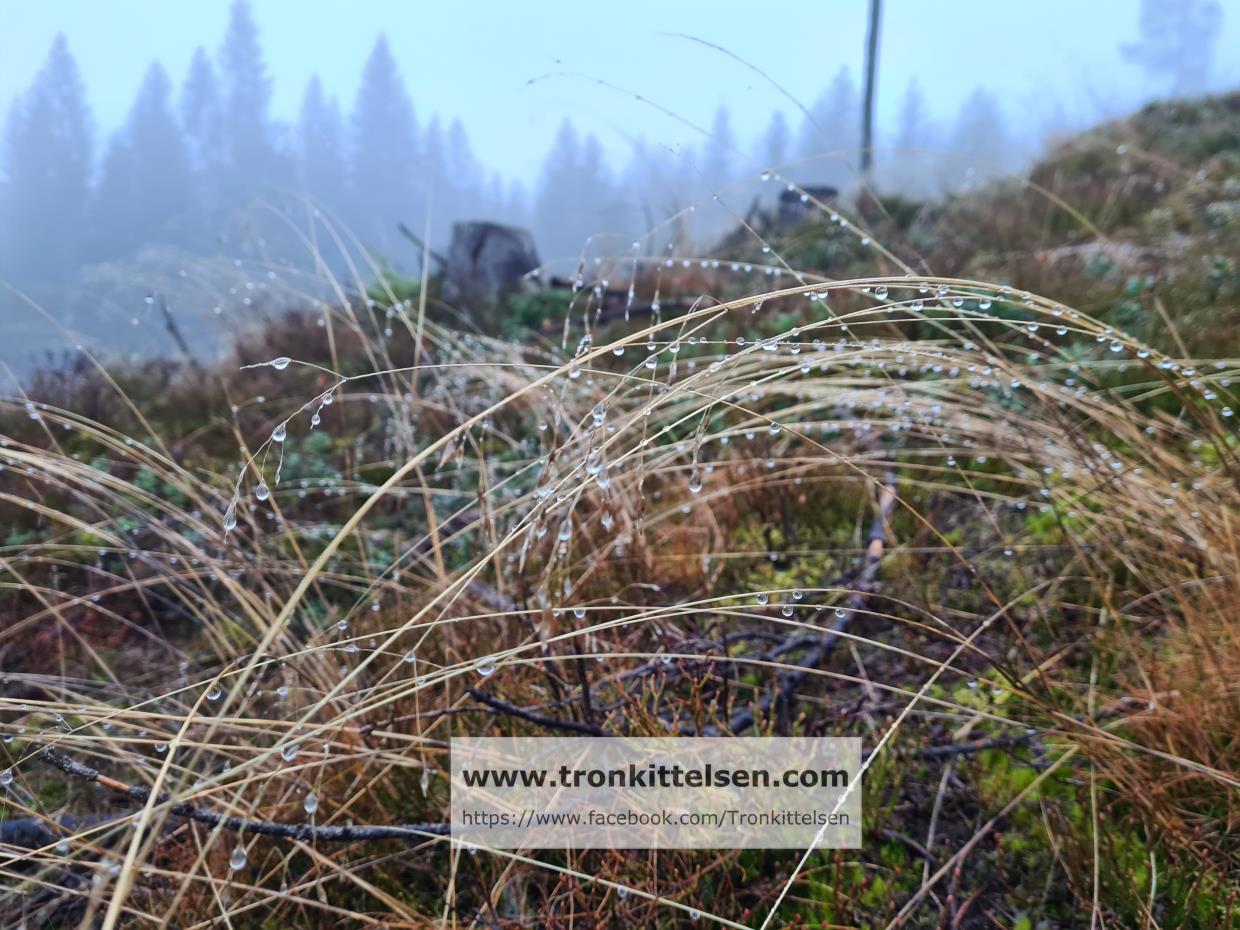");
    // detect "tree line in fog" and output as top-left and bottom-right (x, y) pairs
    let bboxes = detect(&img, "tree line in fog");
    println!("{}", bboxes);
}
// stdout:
(0, 0), (1225, 296)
